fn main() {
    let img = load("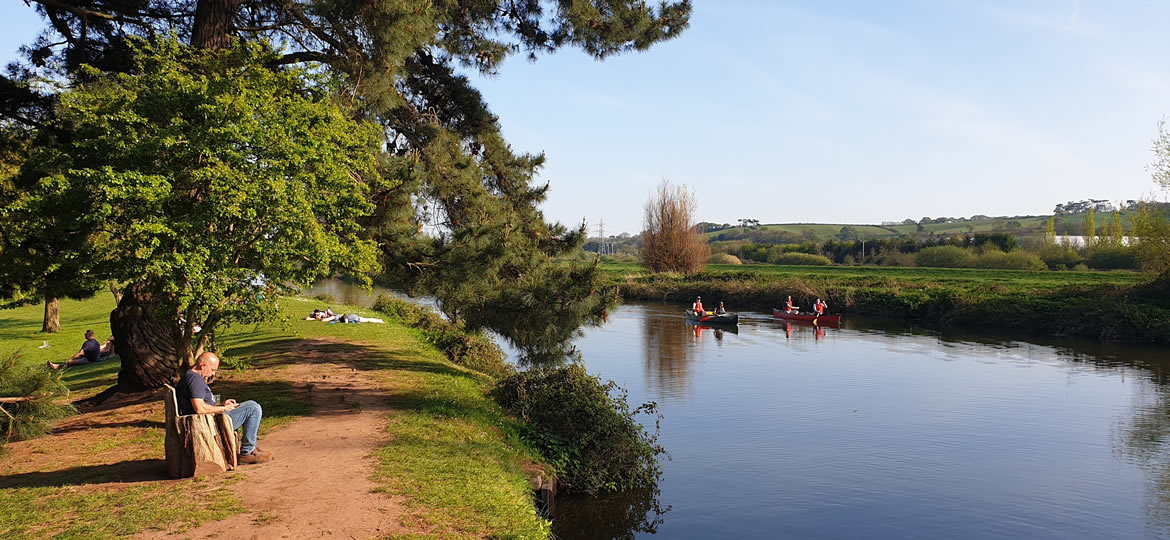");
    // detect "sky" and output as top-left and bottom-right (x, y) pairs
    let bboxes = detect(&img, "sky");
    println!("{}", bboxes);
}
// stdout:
(3, 1), (1169, 235)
